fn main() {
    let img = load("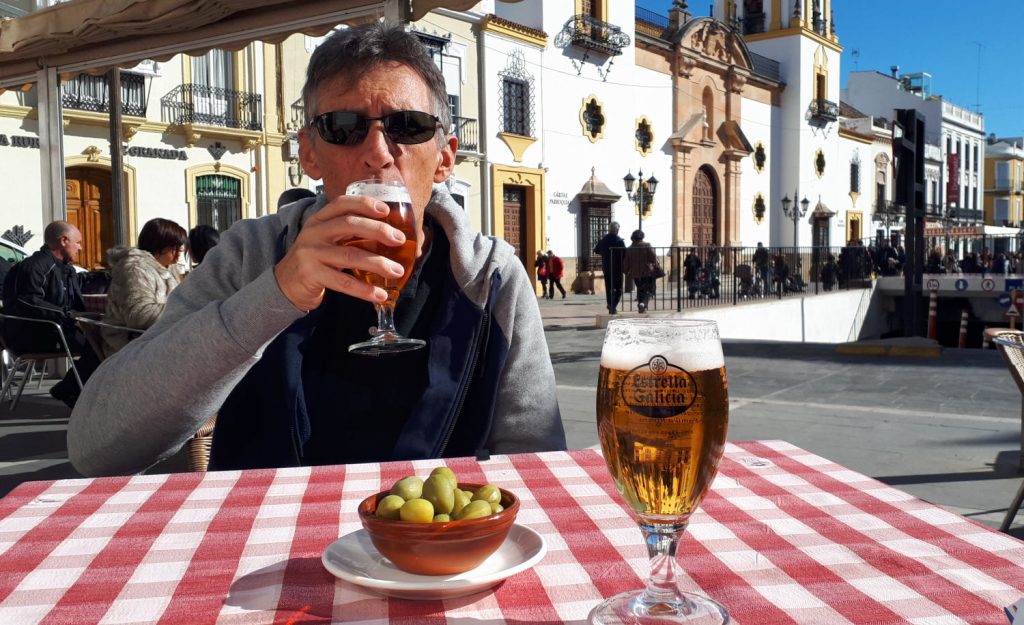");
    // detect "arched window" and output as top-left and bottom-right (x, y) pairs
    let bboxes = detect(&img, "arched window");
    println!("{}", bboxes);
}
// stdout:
(196, 174), (242, 232)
